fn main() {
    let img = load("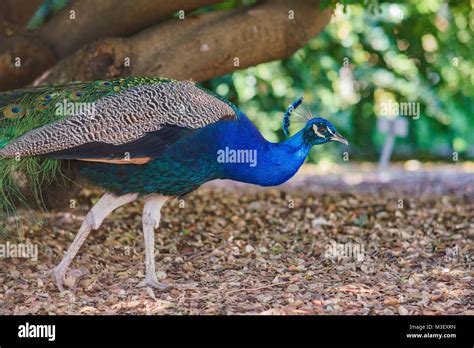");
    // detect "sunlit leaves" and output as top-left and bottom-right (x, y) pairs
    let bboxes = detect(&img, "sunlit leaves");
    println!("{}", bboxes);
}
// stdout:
(206, 0), (473, 161)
